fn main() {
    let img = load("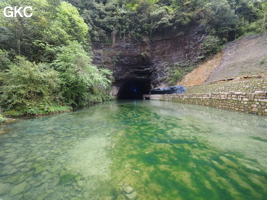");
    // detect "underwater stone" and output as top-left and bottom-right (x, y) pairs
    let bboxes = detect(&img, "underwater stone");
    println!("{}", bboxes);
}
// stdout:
(5, 148), (16, 153)
(10, 182), (30, 197)
(13, 157), (25, 165)
(0, 183), (11, 195)
(16, 162), (27, 168)
(51, 164), (62, 173)
(27, 155), (39, 162)
(7, 168), (18, 175)
(125, 191), (137, 200)
(0, 151), (5, 157)
(83, 192), (89, 198)
(34, 165), (46, 174)
(29, 180), (35, 185)
(15, 172), (33, 184)
(36, 192), (49, 200)
(32, 181), (42, 187)
(50, 177), (60, 188)
(133, 170), (140, 174)
(77, 180), (85, 187)
(41, 170), (49, 176)
(98, 196), (113, 200)
(4, 174), (21, 183)
(60, 174), (77, 184)
(124, 186), (134, 194)
(3, 157), (16, 164)
(39, 182), (49, 191)
(117, 195), (126, 200)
